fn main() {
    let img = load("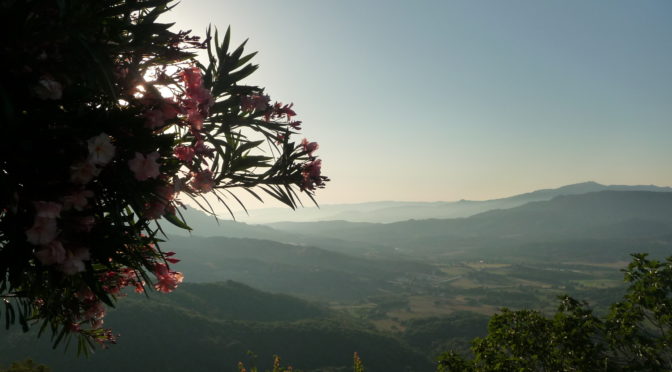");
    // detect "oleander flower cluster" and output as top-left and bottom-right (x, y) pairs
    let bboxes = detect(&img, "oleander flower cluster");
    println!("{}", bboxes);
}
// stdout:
(0, 0), (327, 351)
